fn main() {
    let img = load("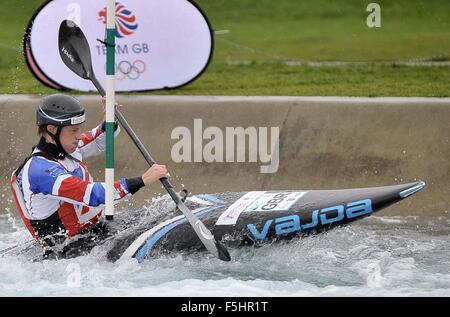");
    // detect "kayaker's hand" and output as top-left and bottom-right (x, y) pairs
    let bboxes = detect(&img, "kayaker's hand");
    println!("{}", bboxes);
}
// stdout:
(101, 96), (124, 121)
(142, 164), (170, 186)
